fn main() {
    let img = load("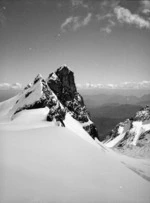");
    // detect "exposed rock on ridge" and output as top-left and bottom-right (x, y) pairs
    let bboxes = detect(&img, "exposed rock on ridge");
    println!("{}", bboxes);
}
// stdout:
(9, 65), (98, 138)
(10, 73), (66, 126)
(47, 66), (98, 139)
